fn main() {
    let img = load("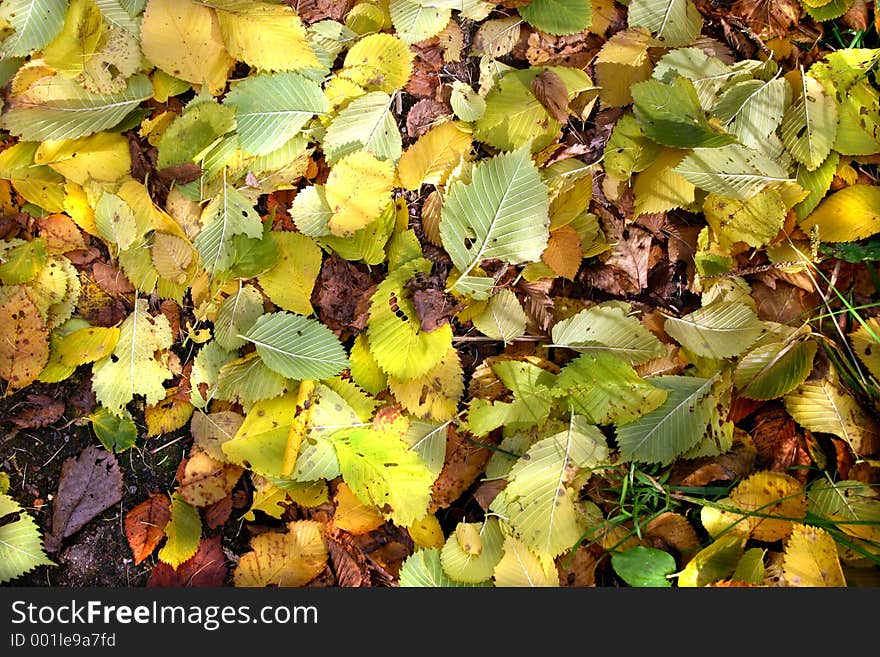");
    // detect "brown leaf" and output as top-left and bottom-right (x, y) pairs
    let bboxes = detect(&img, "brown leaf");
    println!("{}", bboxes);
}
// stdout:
(669, 430), (758, 487)
(531, 69), (571, 124)
(516, 278), (555, 333)
(645, 512), (701, 564)
(0, 288), (49, 392)
(406, 99), (450, 139)
(45, 446), (123, 553)
(312, 253), (375, 335)
(36, 214), (86, 254)
(92, 261), (135, 295)
(157, 163), (202, 185)
(288, 0), (354, 23)
(326, 527), (395, 587)
(542, 225), (583, 280)
(747, 405), (813, 483)
(605, 227), (653, 290)
(7, 393), (65, 428)
(204, 494), (234, 530)
(557, 544), (599, 586)
(429, 425), (497, 512)
(147, 536), (228, 587)
(124, 493), (171, 565)
(411, 287), (455, 333)
(729, 0), (801, 39)
(526, 30), (603, 69)
(750, 279), (819, 325)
